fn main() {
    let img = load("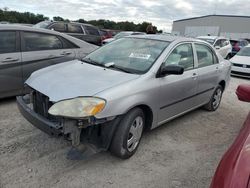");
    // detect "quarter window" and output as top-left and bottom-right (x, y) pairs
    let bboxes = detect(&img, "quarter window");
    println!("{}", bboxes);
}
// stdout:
(23, 32), (63, 51)
(195, 44), (214, 68)
(59, 36), (79, 49)
(163, 43), (194, 71)
(0, 31), (16, 54)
